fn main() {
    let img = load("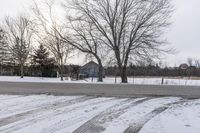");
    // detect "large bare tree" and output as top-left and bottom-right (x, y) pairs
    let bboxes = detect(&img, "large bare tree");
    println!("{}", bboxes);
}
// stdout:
(3, 16), (34, 78)
(69, 0), (173, 83)
(32, 0), (73, 81)
(58, 15), (108, 82)
(43, 29), (72, 81)
(0, 29), (12, 75)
